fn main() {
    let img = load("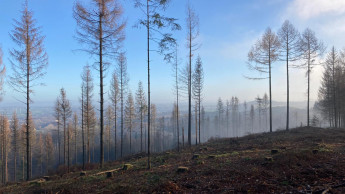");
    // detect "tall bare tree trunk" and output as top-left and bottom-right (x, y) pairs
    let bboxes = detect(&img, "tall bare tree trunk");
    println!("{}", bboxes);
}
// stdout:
(198, 96), (201, 143)
(269, 44), (272, 133)
(286, 41), (289, 131)
(147, 0), (151, 169)
(195, 104), (197, 145)
(99, 6), (104, 168)
(26, 28), (31, 180)
(307, 47), (310, 127)
(81, 87), (85, 170)
(188, 24), (192, 146)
